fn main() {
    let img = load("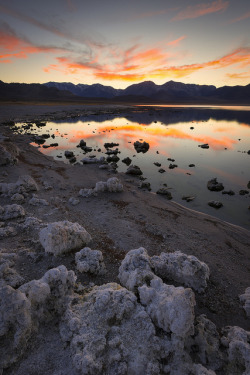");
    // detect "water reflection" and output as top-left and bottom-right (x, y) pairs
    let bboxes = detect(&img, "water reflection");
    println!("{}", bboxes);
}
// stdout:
(15, 106), (250, 229)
